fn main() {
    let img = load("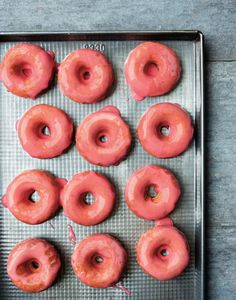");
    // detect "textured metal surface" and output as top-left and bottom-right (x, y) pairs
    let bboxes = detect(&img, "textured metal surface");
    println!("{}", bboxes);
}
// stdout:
(0, 32), (204, 300)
